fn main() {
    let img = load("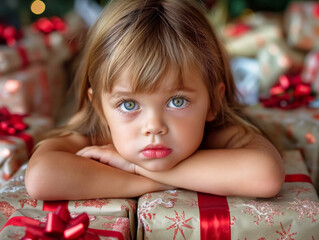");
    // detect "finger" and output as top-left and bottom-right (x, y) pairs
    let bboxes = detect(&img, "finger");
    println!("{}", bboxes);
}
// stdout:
(76, 145), (109, 156)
